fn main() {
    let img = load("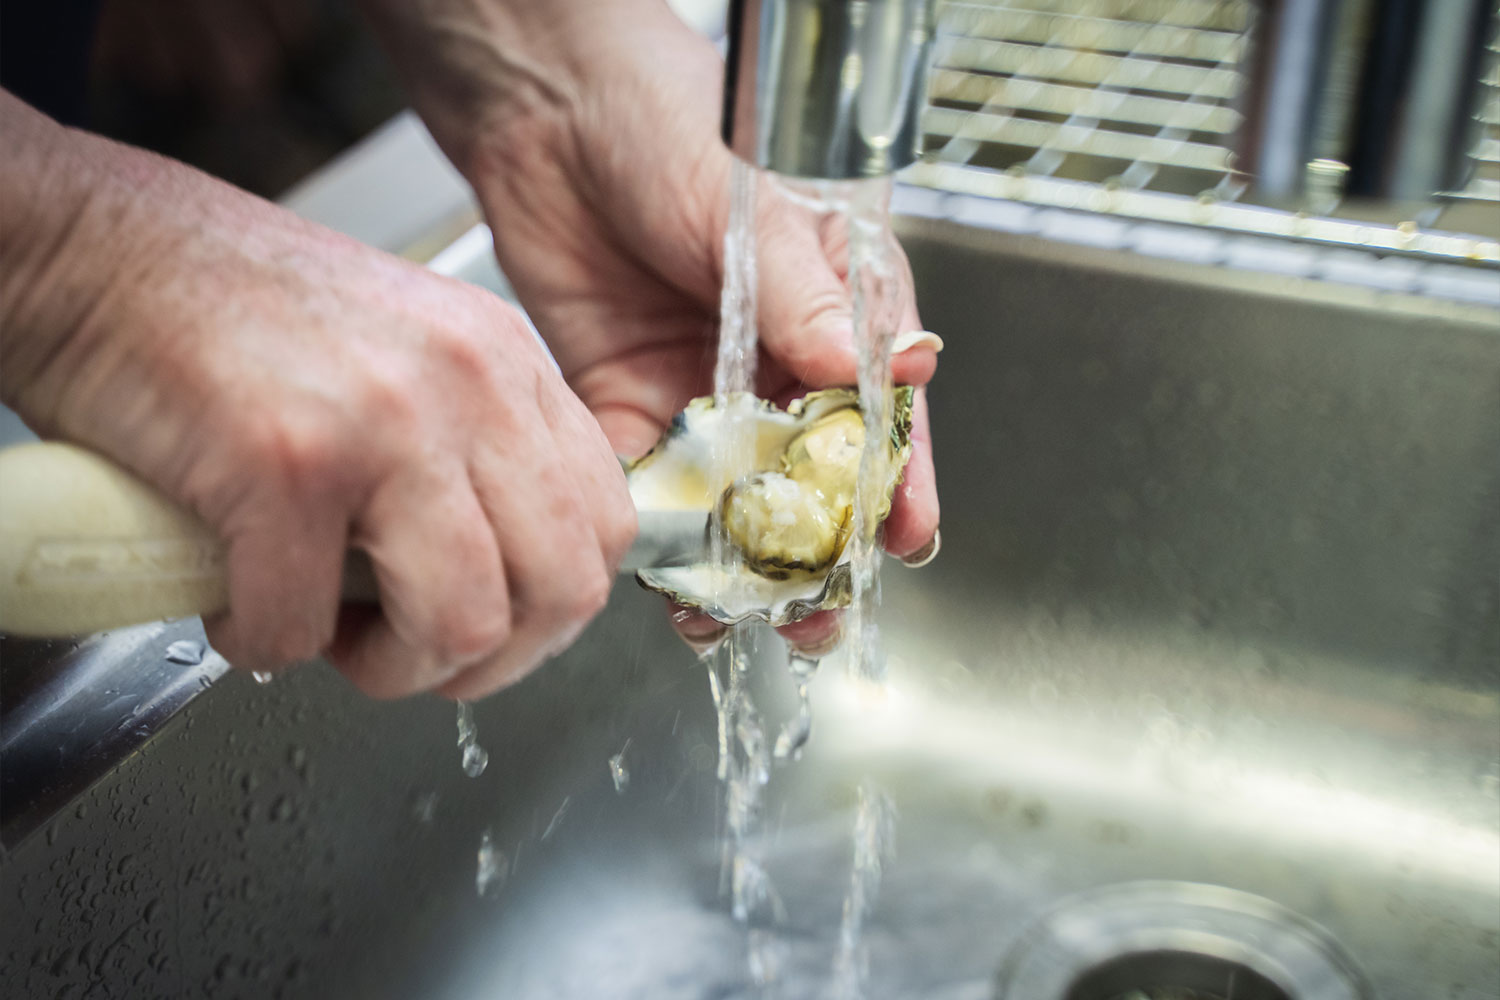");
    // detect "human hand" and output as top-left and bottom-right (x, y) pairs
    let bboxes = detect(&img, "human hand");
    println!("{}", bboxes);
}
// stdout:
(0, 93), (635, 699)
(363, 0), (941, 652)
